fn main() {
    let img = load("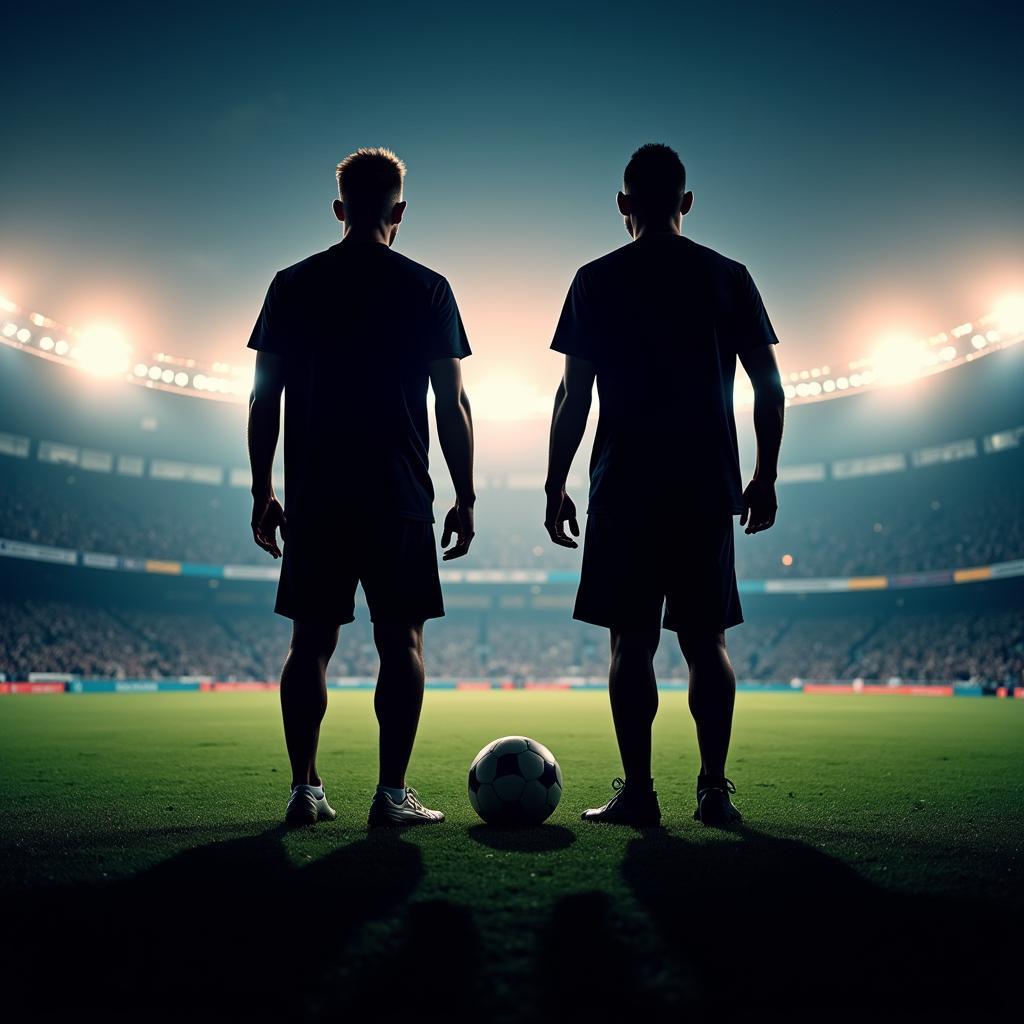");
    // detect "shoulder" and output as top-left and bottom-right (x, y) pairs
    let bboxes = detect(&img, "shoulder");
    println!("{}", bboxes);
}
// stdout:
(382, 249), (451, 293)
(574, 241), (637, 283)
(683, 238), (748, 279)
(273, 247), (336, 286)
